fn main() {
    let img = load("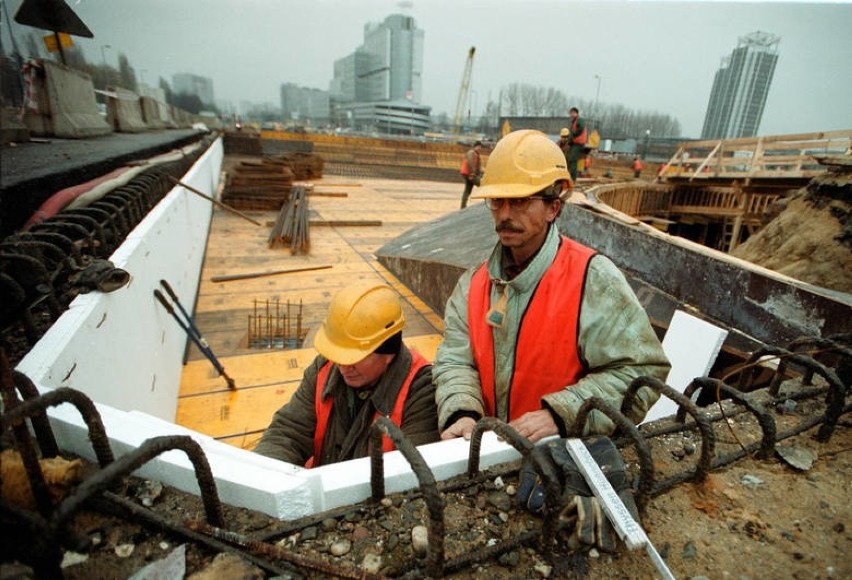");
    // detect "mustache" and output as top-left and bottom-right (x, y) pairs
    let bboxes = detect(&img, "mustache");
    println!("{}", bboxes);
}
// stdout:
(496, 221), (524, 233)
